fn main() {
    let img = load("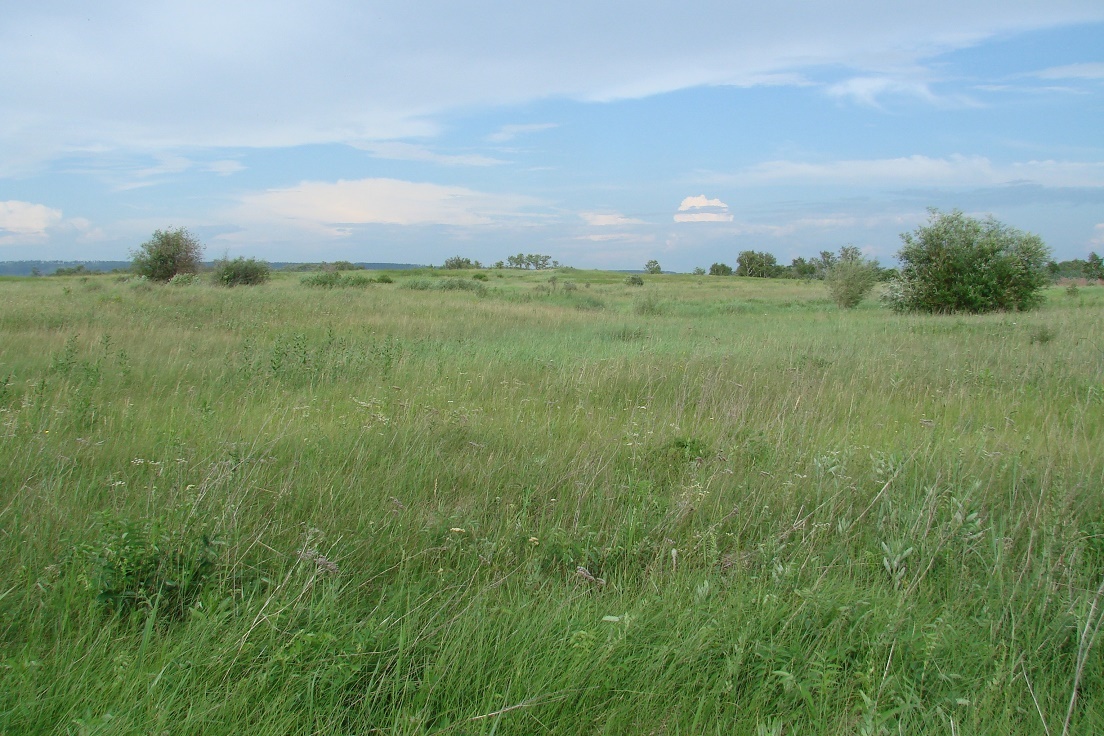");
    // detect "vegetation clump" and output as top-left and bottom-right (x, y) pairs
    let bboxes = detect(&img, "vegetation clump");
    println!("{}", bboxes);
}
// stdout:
(301, 270), (373, 288)
(886, 209), (1051, 313)
(624, 274), (644, 286)
(131, 227), (204, 282)
(824, 246), (879, 309)
(214, 257), (271, 287)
